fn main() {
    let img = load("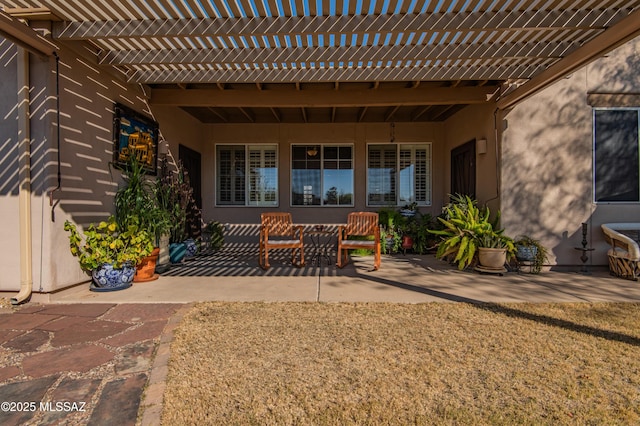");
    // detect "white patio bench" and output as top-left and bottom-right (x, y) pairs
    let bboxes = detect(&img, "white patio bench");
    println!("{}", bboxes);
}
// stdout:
(601, 223), (640, 280)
